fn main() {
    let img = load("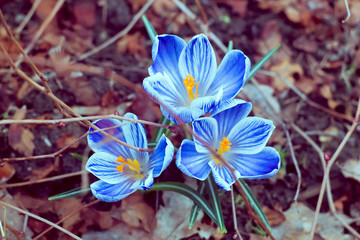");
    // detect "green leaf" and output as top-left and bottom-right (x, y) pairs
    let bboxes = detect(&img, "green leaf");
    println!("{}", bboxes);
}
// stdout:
(188, 182), (205, 229)
(142, 15), (157, 43)
(71, 153), (86, 161)
(205, 175), (227, 233)
(49, 187), (91, 200)
(237, 179), (272, 233)
(150, 182), (219, 226)
(245, 44), (280, 84)
(227, 40), (233, 52)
